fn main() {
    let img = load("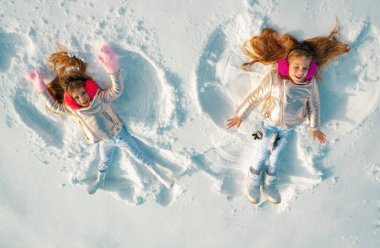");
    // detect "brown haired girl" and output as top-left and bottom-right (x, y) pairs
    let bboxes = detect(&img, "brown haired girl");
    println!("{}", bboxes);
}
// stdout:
(226, 27), (349, 204)
(25, 45), (174, 194)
